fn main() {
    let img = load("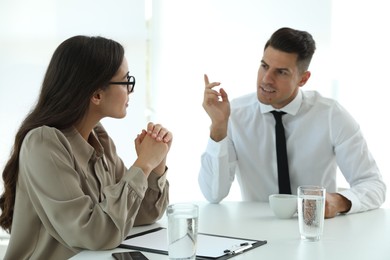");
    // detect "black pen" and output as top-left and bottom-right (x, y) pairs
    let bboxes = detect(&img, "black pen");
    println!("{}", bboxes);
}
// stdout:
(234, 243), (252, 254)
(224, 243), (253, 255)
